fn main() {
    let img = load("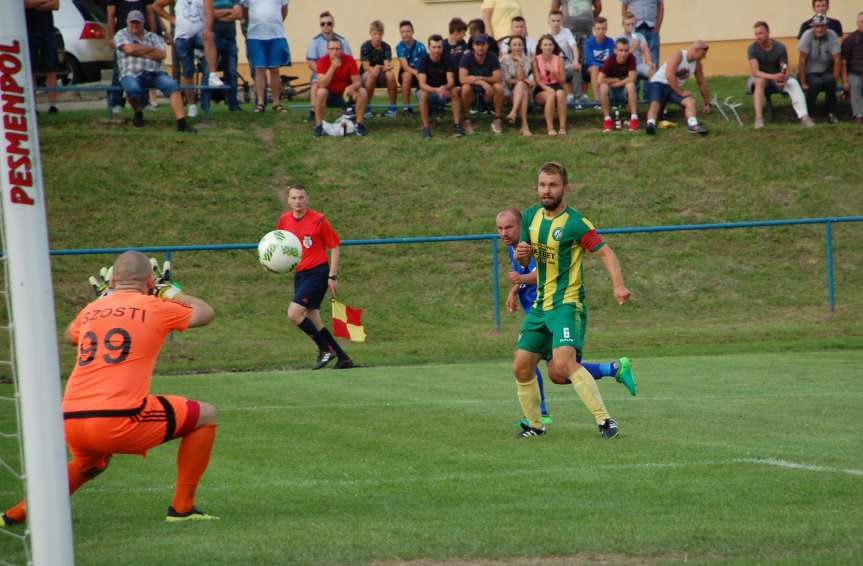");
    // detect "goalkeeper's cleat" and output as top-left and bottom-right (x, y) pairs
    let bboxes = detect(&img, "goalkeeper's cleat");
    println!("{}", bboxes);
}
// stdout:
(313, 349), (335, 370)
(615, 357), (638, 396)
(165, 506), (219, 523)
(333, 357), (355, 369)
(2, 513), (20, 527)
(598, 418), (620, 439)
(516, 421), (546, 438)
